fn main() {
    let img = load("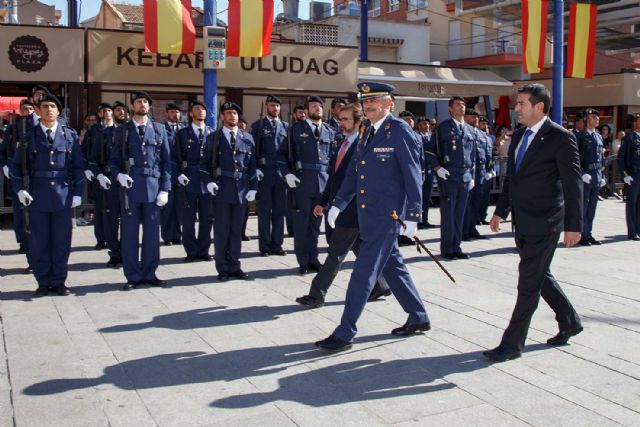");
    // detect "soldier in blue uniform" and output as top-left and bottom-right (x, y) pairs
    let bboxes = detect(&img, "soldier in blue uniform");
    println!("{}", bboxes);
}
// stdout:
(462, 109), (494, 240)
(173, 100), (214, 262)
(327, 98), (346, 133)
(83, 102), (114, 250)
(109, 91), (171, 289)
(577, 108), (606, 246)
(619, 113), (640, 241)
(425, 96), (476, 260)
(476, 116), (495, 225)
(200, 102), (257, 281)
(416, 116), (436, 229)
(397, 110), (422, 246)
(89, 101), (128, 268)
(11, 93), (84, 297)
(161, 102), (185, 246)
(251, 95), (289, 256)
(285, 96), (336, 274)
(316, 82), (430, 351)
